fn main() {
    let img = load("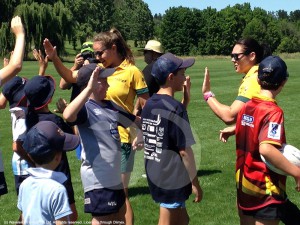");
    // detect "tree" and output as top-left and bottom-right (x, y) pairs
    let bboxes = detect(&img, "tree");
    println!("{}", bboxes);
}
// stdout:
(160, 7), (198, 55)
(14, 1), (74, 57)
(113, 0), (154, 46)
(65, 0), (115, 46)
